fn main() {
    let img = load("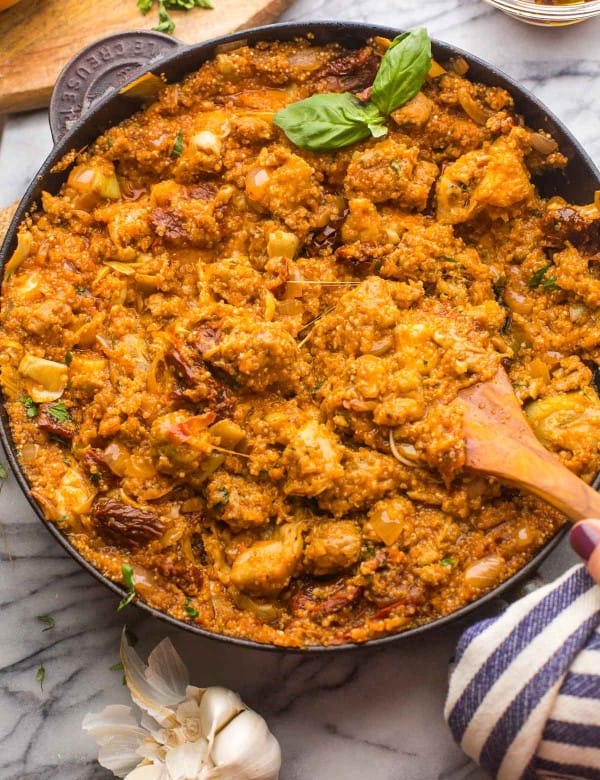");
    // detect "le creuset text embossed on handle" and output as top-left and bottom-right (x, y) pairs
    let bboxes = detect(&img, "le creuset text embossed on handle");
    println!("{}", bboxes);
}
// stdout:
(49, 30), (182, 143)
